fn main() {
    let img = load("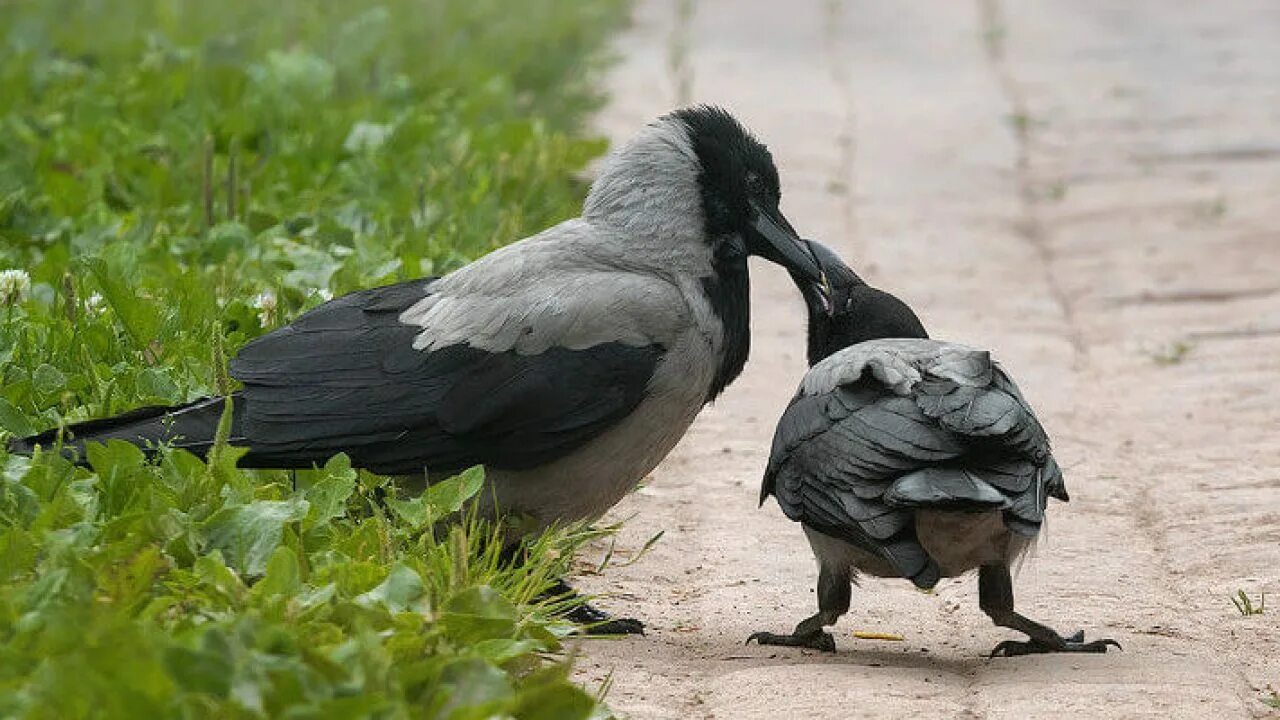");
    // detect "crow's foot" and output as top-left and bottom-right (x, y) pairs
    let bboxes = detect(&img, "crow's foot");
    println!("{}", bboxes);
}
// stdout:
(989, 630), (1121, 658)
(541, 578), (644, 636)
(746, 630), (836, 653)
(566, 602), (645, 635)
